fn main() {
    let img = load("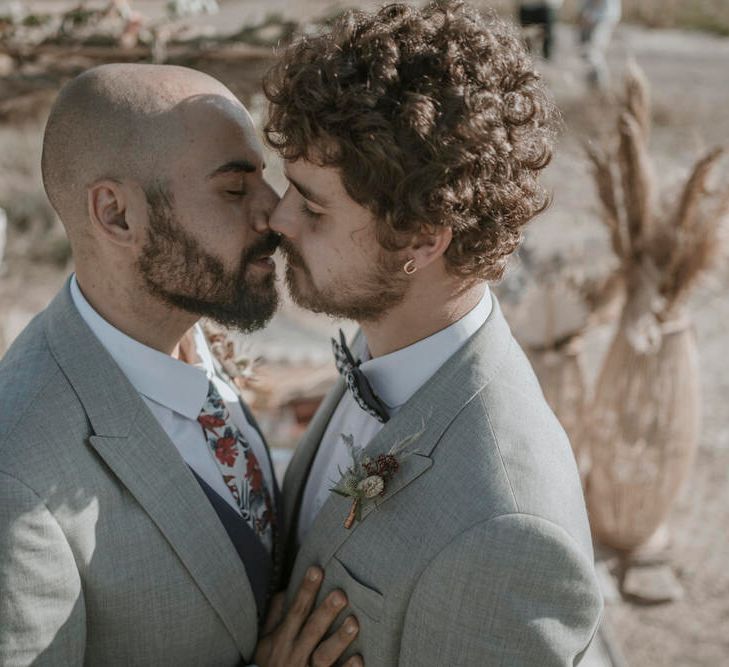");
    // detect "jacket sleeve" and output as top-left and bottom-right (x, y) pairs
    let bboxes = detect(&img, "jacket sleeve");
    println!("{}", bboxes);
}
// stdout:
(0, 471), (86, 666)
(398, 513), (603, 666)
